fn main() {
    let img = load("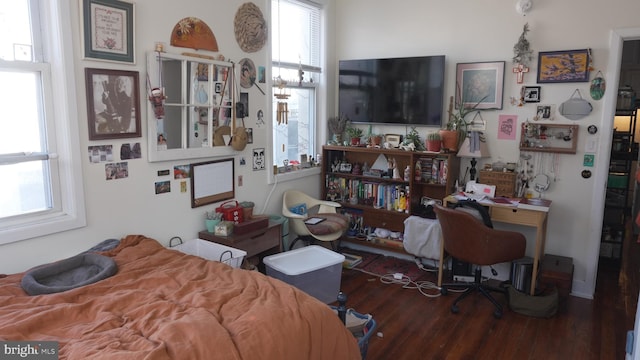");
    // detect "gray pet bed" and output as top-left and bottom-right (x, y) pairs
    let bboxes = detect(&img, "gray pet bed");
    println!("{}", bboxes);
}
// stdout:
(21, 253), (118, 296)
